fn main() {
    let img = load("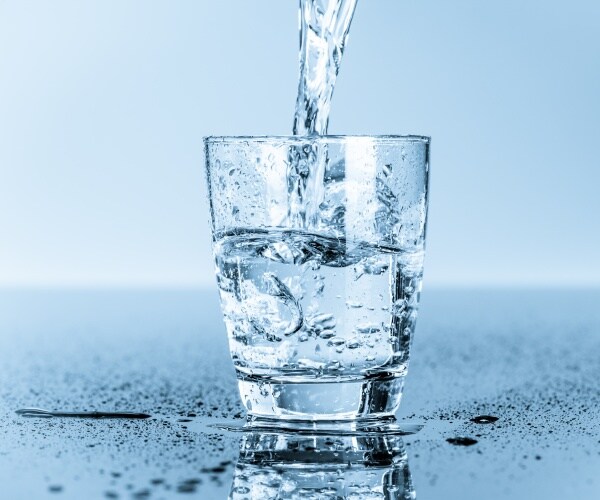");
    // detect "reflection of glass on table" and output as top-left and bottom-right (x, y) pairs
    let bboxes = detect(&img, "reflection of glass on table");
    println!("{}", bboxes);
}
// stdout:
(229, 430), (415, 499)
